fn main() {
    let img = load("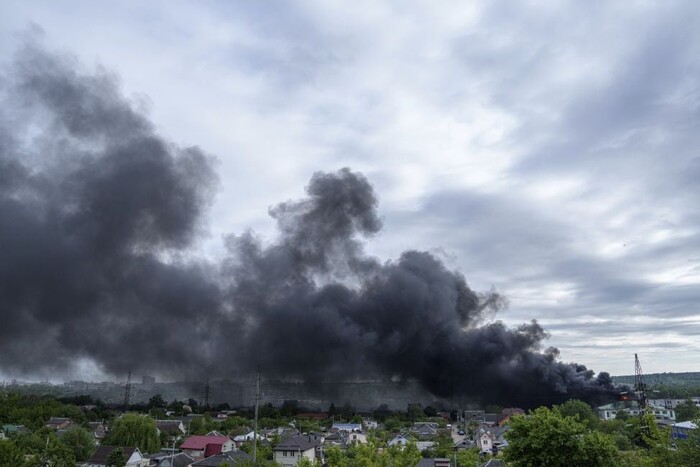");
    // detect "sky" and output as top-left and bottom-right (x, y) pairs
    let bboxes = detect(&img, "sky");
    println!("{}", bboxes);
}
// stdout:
(1, 0), (699, 378)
